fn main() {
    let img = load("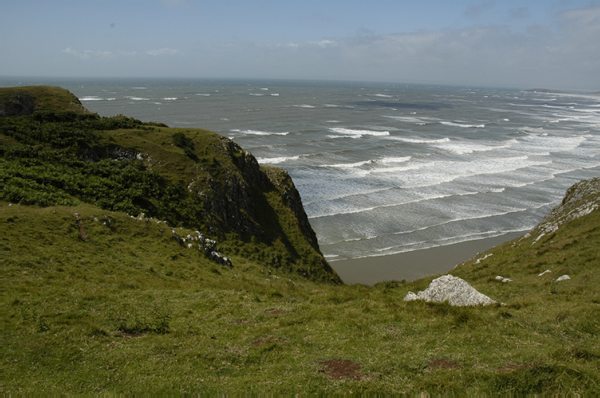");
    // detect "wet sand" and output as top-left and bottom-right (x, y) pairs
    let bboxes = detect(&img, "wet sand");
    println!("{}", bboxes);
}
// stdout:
(329, 232), (524, 285)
